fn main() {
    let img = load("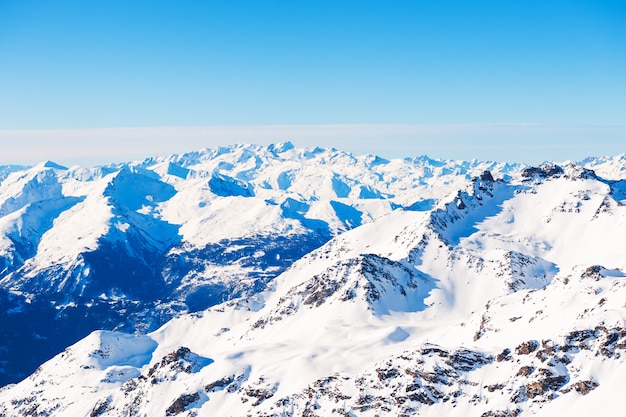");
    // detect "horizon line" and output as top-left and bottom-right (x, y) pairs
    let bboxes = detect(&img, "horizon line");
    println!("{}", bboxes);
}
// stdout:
(0, 123), (624, 167)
